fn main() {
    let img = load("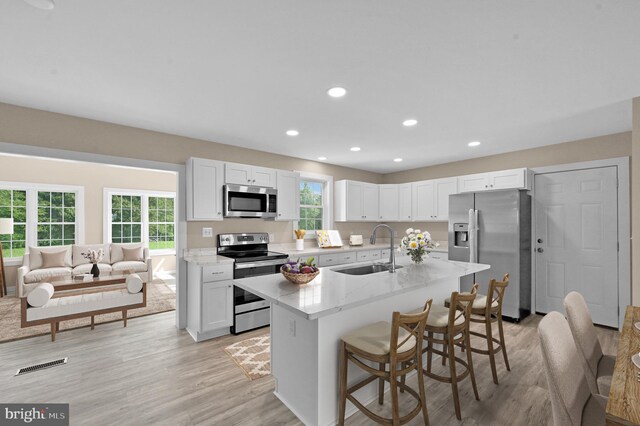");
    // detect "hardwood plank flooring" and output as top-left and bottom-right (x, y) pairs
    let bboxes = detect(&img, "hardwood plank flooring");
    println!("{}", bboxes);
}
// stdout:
(0, 311), (619, 425)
